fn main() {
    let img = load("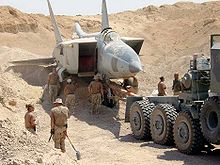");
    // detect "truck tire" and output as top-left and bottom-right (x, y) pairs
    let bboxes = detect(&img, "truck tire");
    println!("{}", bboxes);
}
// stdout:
(200, 99), (220, 144)
(174, 111), (204, 154)
(130, 100), (155, 140)
(150, 104), (177, 145)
